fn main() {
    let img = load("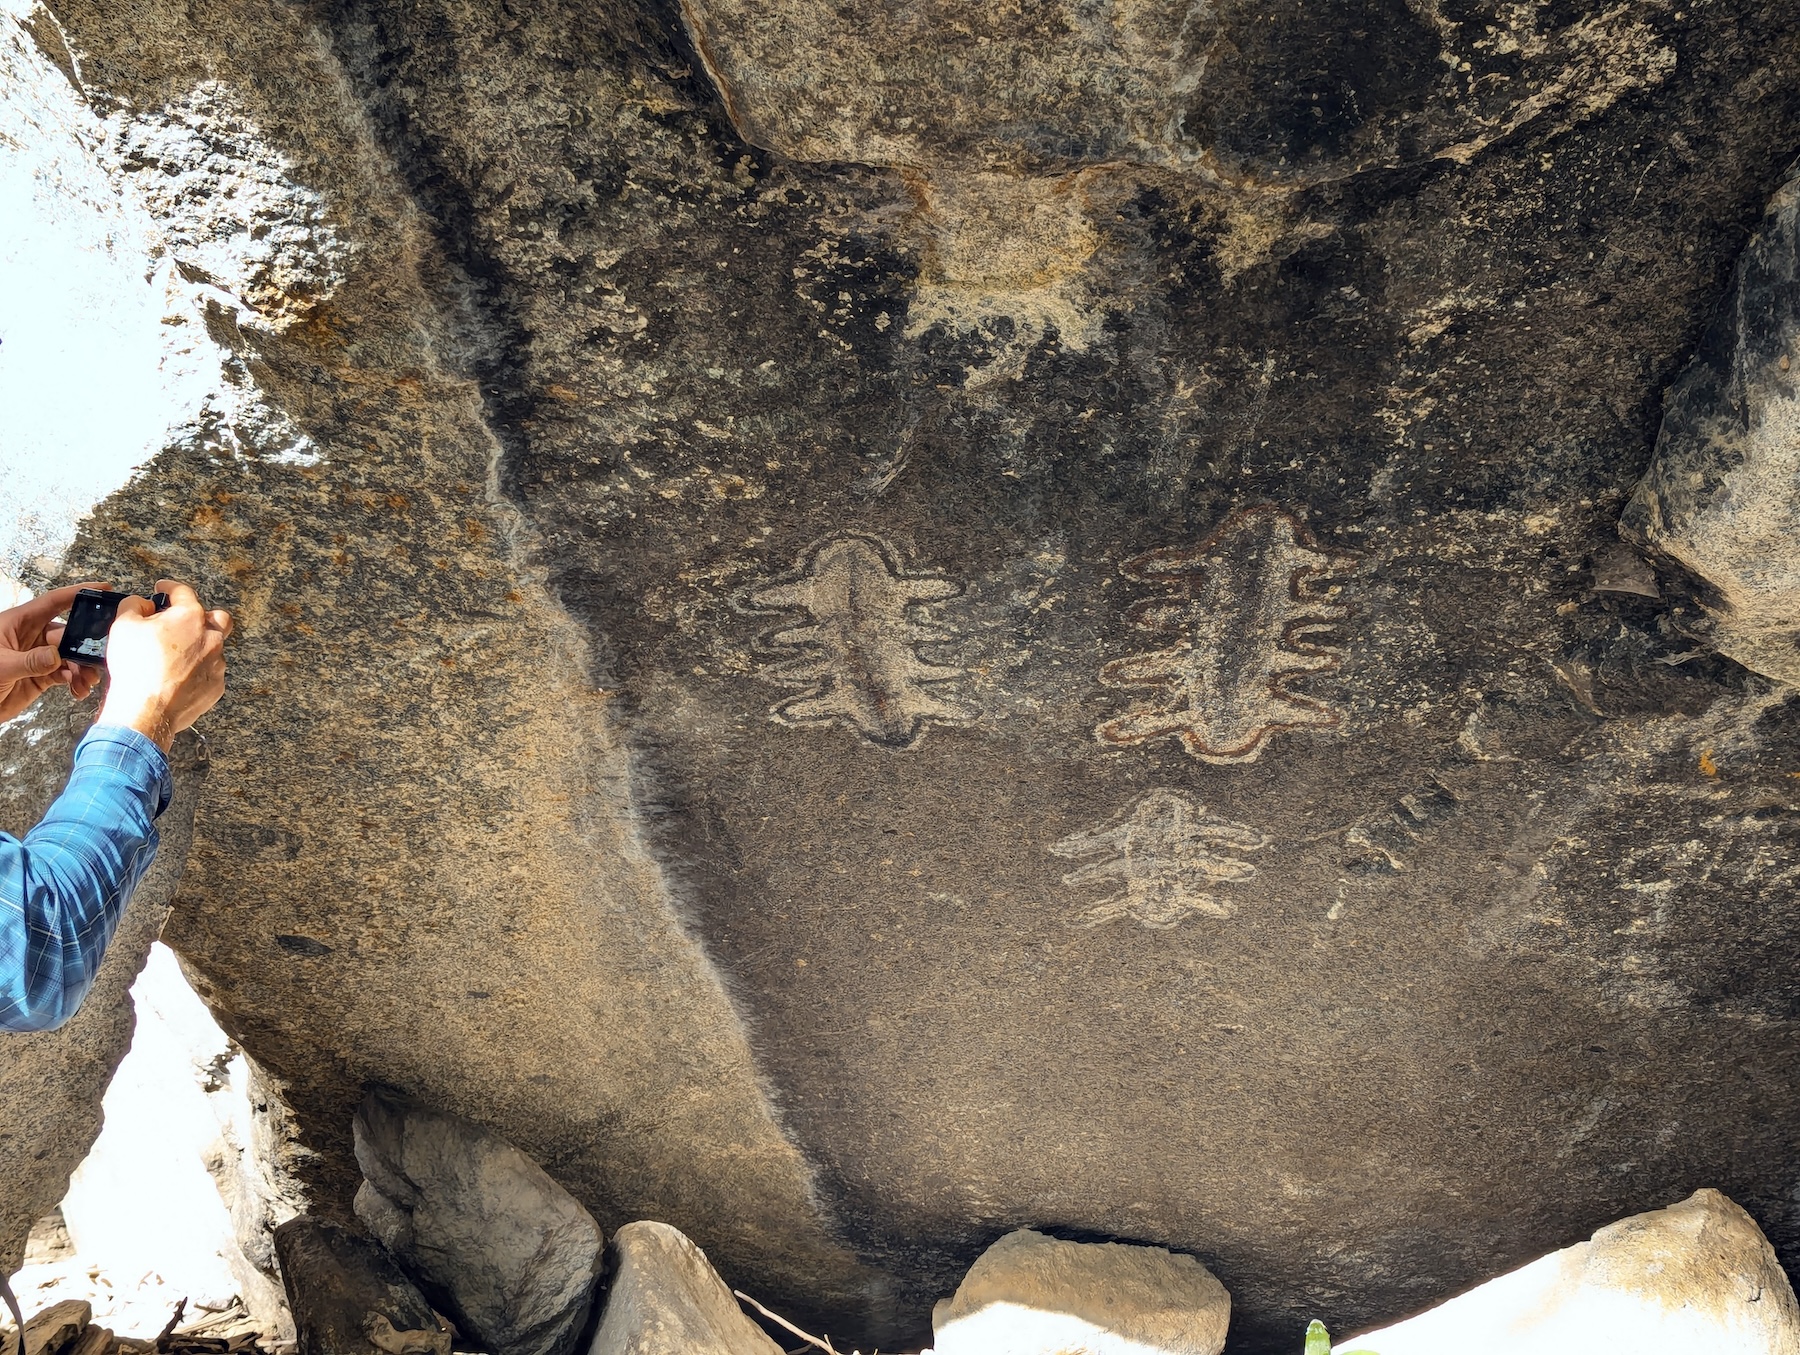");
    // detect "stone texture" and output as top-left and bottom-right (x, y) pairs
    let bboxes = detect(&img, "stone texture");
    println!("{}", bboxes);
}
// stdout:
(1338, 1189), (1800, 1355)
(932, 1230), (1230, 1355)
(4, 1301), (90, 1355)
(588, 1222), (780, 1355)
(2, 0), (1800, 1352)
(1625, 165), (1800, 686)
(353, 1091), (604, 1355)
(272, 1217), (449, 1355)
